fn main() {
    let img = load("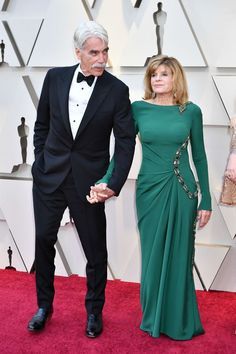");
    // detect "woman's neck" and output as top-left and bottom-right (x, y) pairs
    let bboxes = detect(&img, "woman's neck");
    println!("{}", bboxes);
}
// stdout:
(152, 94), (175, 106)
